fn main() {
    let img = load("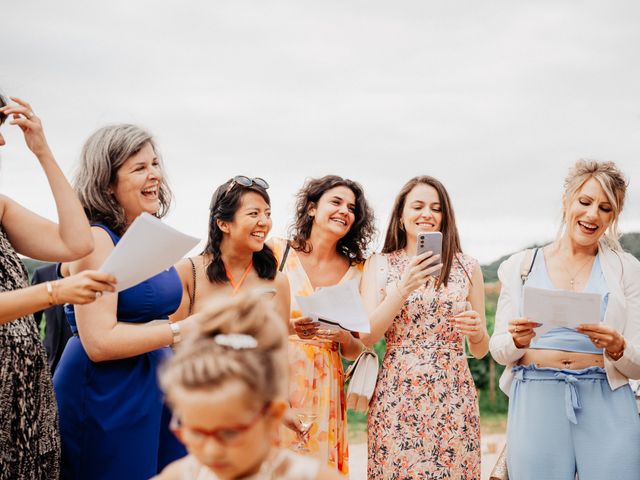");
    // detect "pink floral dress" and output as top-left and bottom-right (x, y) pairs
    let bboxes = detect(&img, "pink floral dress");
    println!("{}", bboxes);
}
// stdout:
(368, 250), (481, 479)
